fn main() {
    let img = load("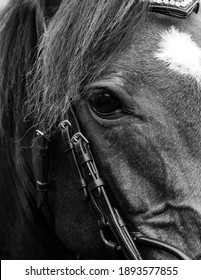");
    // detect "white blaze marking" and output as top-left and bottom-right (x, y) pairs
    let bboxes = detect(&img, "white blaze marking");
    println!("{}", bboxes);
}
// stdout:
(154, 27), (201, 83)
